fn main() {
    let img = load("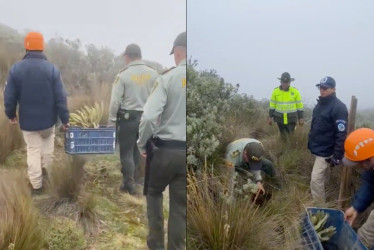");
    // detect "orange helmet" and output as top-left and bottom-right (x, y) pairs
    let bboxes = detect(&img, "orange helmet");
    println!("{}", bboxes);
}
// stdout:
(343, 128), (374, 166)
(24, 32), (44, 51)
